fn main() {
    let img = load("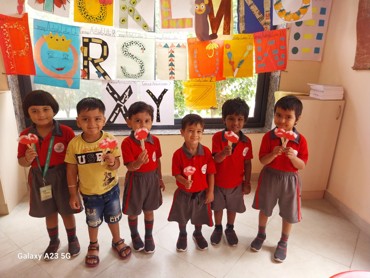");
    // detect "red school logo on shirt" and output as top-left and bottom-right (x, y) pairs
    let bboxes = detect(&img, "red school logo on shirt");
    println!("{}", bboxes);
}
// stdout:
(54, 142), (65, 153)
